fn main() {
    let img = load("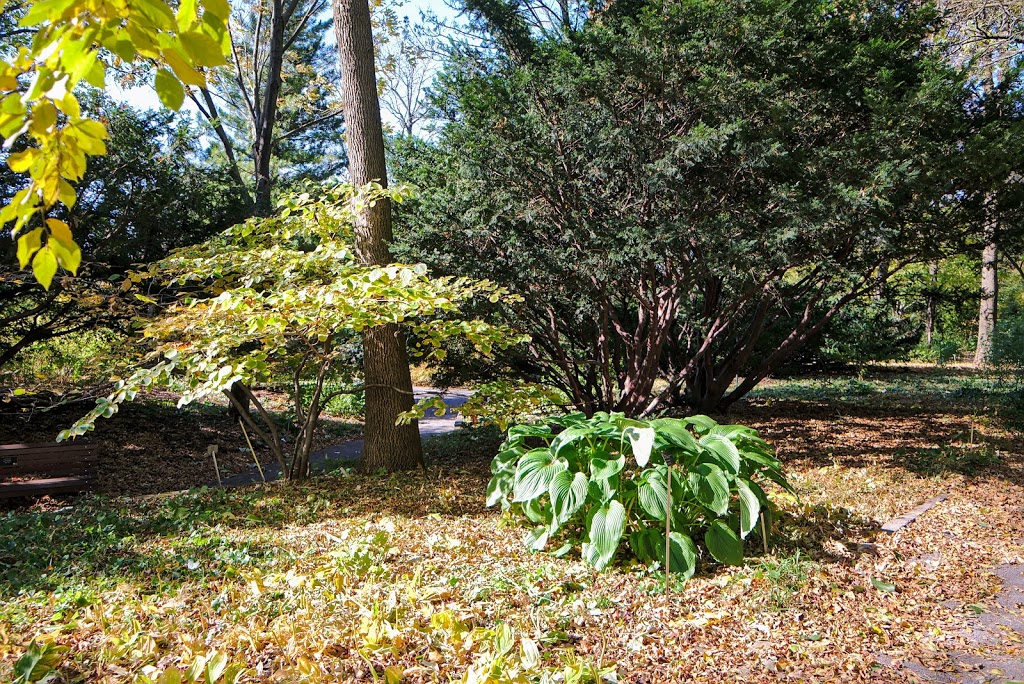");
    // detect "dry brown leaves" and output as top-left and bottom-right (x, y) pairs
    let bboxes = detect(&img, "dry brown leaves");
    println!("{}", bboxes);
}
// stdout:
(1, 368), (1023, 682)
(0, 390), (357, 498)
